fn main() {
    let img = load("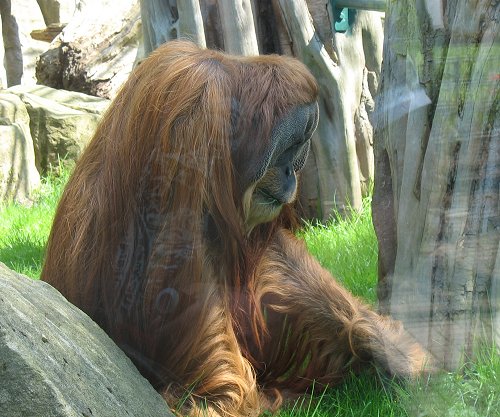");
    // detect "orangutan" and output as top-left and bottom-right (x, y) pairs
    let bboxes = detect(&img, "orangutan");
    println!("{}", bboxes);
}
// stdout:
(42, 41), (430, 416)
